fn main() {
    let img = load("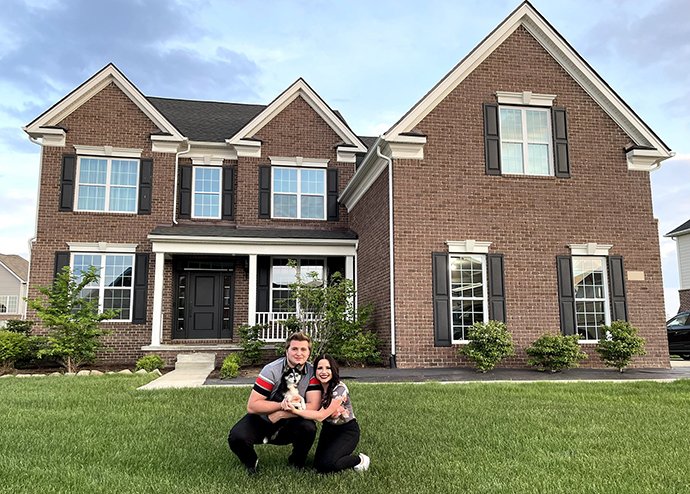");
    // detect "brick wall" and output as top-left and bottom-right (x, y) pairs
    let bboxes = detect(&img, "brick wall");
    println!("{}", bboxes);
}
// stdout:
(386, 26), (669, 368)
(679, 290), (690, 313)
